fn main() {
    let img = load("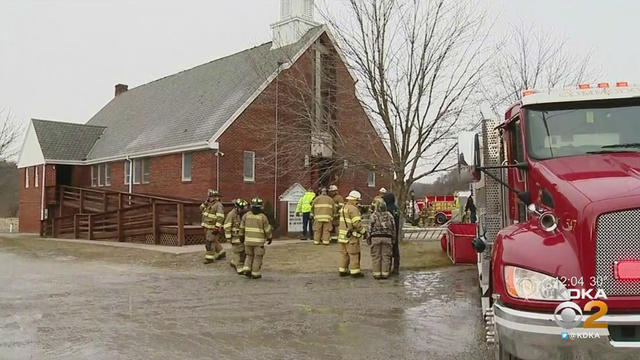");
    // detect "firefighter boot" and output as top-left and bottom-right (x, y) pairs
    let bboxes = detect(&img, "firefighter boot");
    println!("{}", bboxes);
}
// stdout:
(204, 241), (215, 264)
(215, 250), (226, 260)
